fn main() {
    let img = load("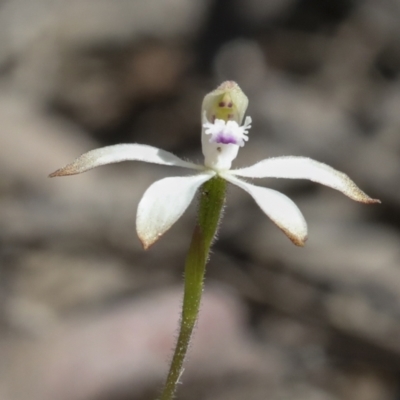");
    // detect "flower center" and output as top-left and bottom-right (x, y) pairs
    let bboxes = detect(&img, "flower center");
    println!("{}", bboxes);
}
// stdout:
(203, 115), (252, 147)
